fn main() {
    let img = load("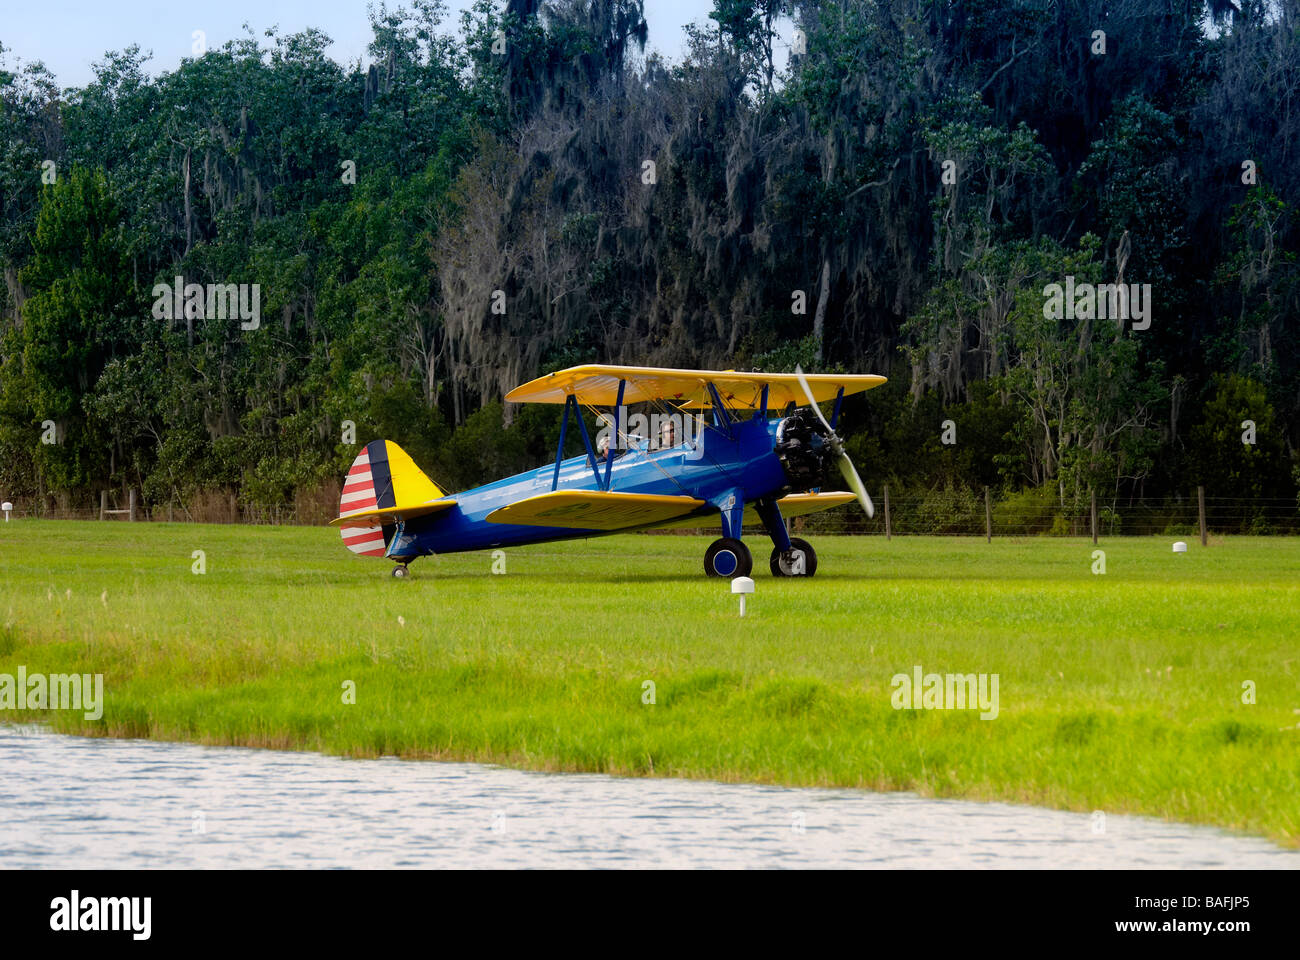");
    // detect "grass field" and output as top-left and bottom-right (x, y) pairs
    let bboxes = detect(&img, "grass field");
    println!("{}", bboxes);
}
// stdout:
(1, 520), (1297, 847)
